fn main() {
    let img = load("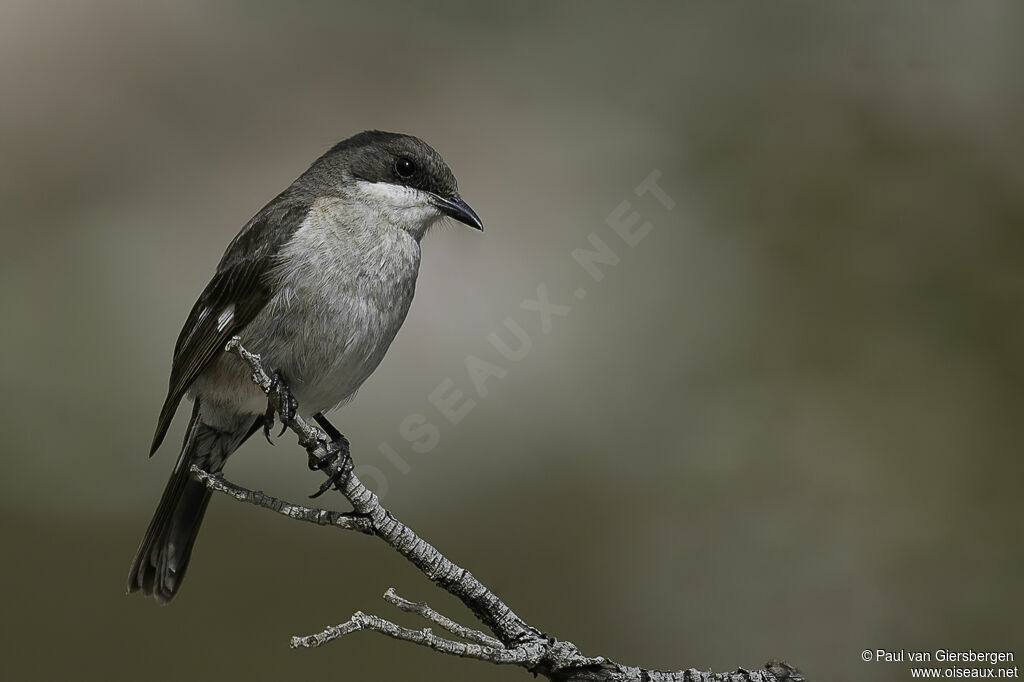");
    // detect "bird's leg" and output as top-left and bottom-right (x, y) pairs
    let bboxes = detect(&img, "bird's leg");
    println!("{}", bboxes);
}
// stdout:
(309, 412), (353, 499)
(313, 412), (344, 443)
(263, 370), (298, 443)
